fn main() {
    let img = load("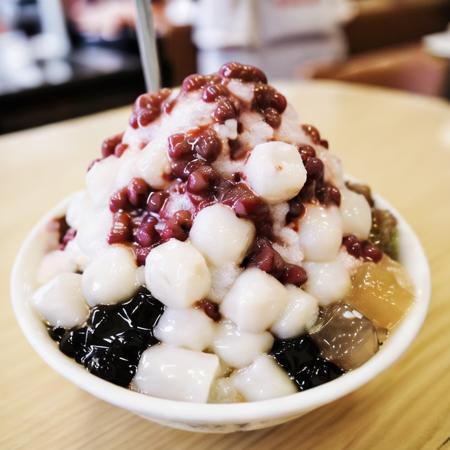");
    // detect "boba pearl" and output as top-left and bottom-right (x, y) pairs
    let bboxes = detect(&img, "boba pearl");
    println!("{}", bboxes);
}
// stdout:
(244, 141), (307, 203)
(220, 268), (288, 333)
(213, 320), (274, 368)
(231, 355), (297, 401)
(298, 204), (343, 262)
(271, 285), (319, 339)
(303, 260), (351, 306)
(145, 239), (211, 308)
(82, 245), (139, 306)
(154, 307), (216, 351)
(132, 344), (220, 403)
(32, 273), (89, 328)
(189, 204), (255, 266)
